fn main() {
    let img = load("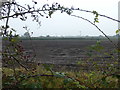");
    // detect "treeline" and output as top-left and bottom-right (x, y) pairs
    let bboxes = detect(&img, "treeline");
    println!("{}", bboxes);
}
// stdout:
(19, 36), (118, 40)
